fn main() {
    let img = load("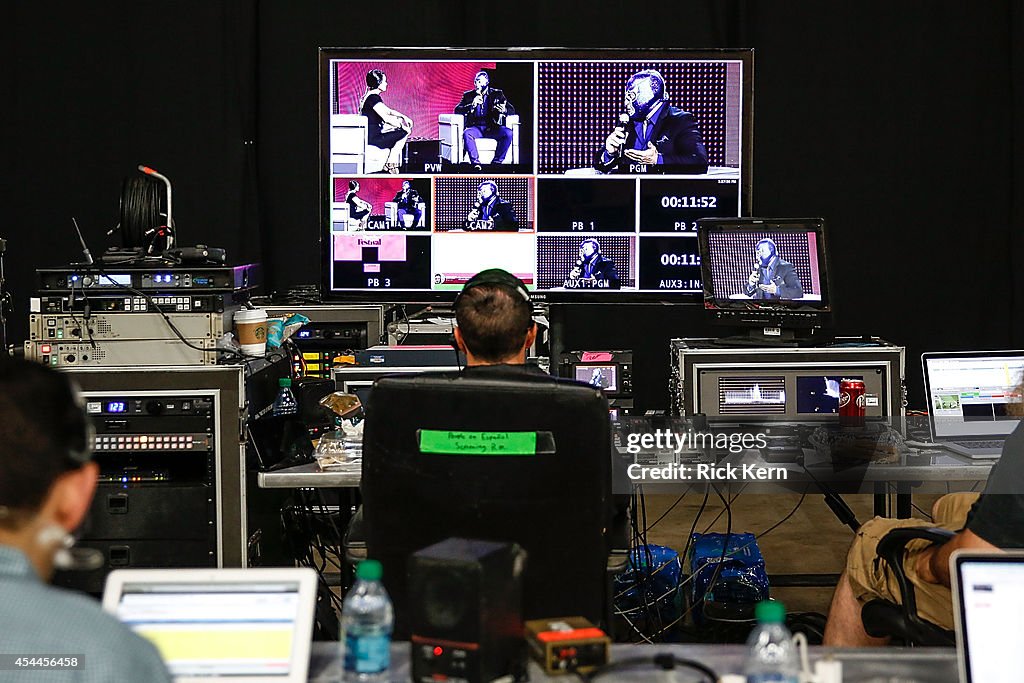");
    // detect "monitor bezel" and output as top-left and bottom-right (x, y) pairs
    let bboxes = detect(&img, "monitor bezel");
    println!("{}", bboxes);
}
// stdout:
(318, 46), (754, 304)
(697, 216), (834, 328)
